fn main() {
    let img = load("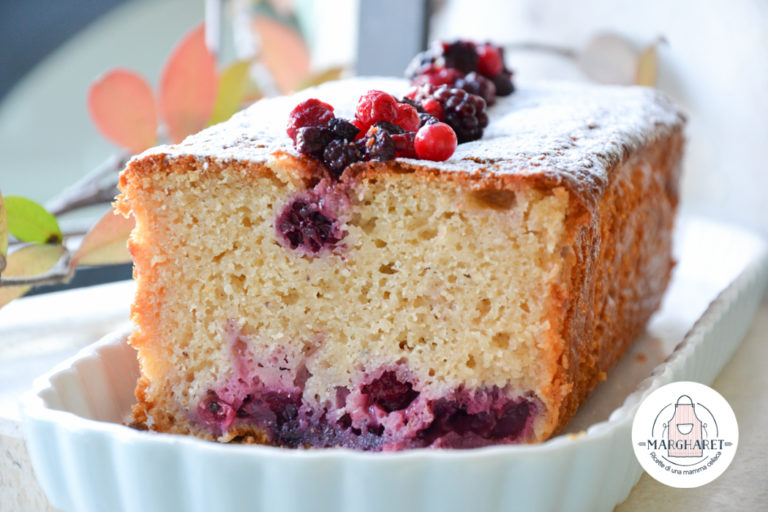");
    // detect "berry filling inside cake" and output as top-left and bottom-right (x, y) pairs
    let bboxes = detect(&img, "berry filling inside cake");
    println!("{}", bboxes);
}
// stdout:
(193, 320), (539, 449)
